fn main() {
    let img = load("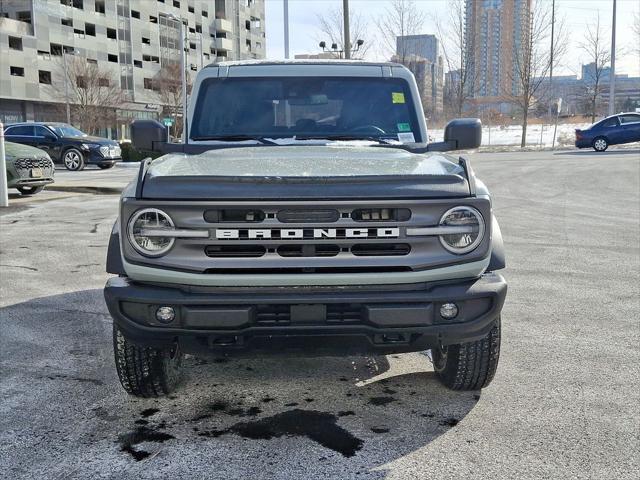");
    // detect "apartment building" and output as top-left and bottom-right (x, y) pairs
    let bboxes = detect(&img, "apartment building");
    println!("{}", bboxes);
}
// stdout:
(395, 34), (438, 65)
(0, 0), (266, 135)
(464, 0), (531, 110)
(394, 34), (444, 119)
